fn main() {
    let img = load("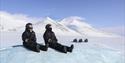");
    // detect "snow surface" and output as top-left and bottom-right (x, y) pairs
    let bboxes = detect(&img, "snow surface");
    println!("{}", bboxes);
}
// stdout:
(0, 32), (125, 63)
(0, 37), (125, 63)
(0, 42), (124, 63)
